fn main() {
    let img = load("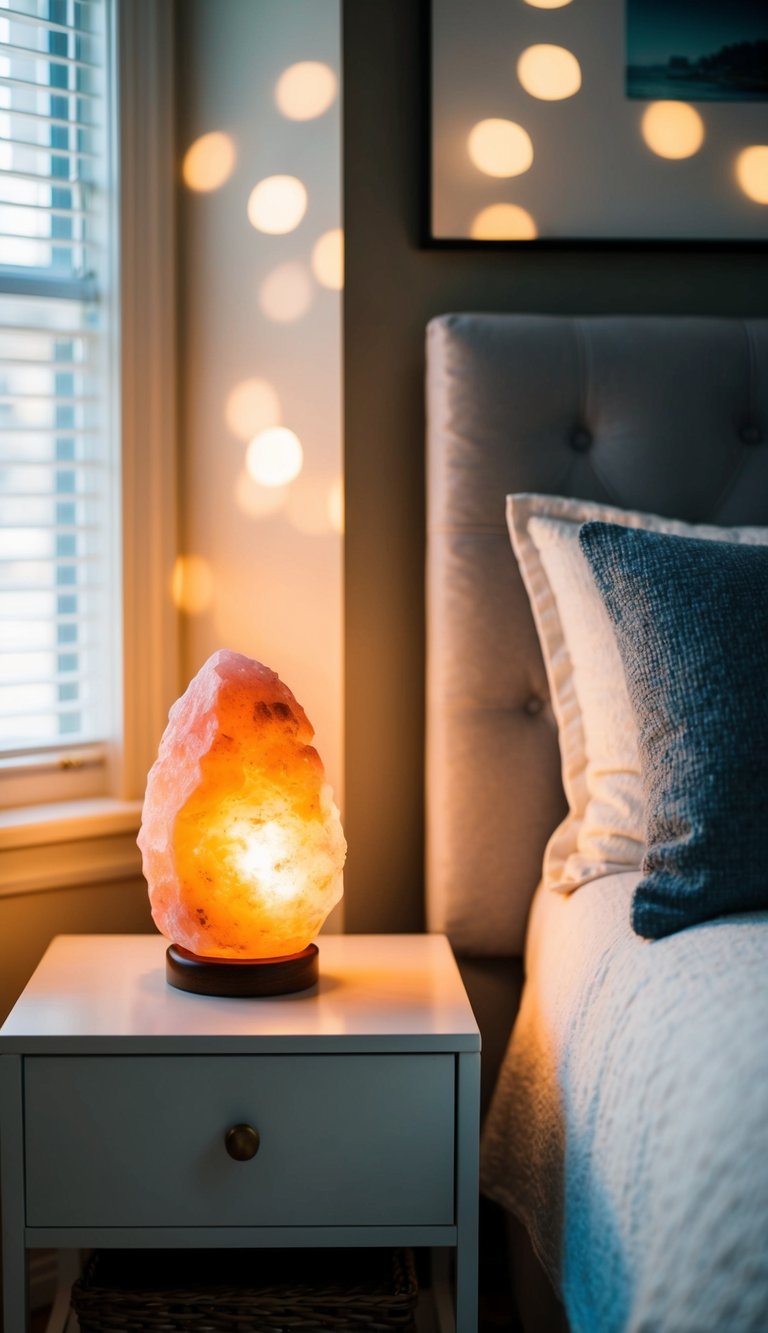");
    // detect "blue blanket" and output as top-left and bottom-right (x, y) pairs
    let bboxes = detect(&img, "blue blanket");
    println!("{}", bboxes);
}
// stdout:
(480, 872), (768, 1332)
